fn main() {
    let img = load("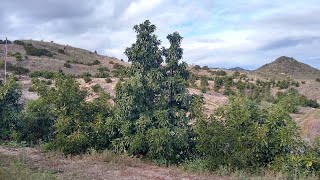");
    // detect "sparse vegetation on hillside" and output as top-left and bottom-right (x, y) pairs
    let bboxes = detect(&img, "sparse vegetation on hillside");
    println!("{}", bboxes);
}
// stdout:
(0, 61), (30, 75)
(24, 43), (53, 57)
(256, 56), (320, 80)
